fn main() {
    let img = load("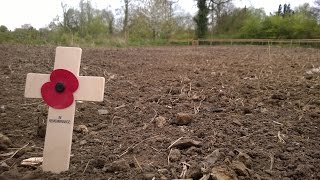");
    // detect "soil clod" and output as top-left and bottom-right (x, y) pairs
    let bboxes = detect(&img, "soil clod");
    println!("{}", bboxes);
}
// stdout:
(169, 149), (181, 162)
(174, 113), (193, 125)
(104, 159), (130, 172)
(154, 116), (166, 128)
(0, 133), (12, 151)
